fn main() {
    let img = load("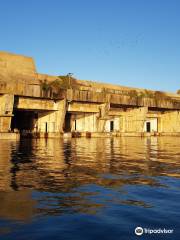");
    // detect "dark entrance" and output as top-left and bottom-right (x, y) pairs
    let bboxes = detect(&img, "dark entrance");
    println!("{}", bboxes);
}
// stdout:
(45, 122), (48, 133)
(110, 121), (114, 132)
(146, 122), (151, 132)
(64, 113), (71, 132)
(74, 120), (77, 131)
(11, 110), (36, 132)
